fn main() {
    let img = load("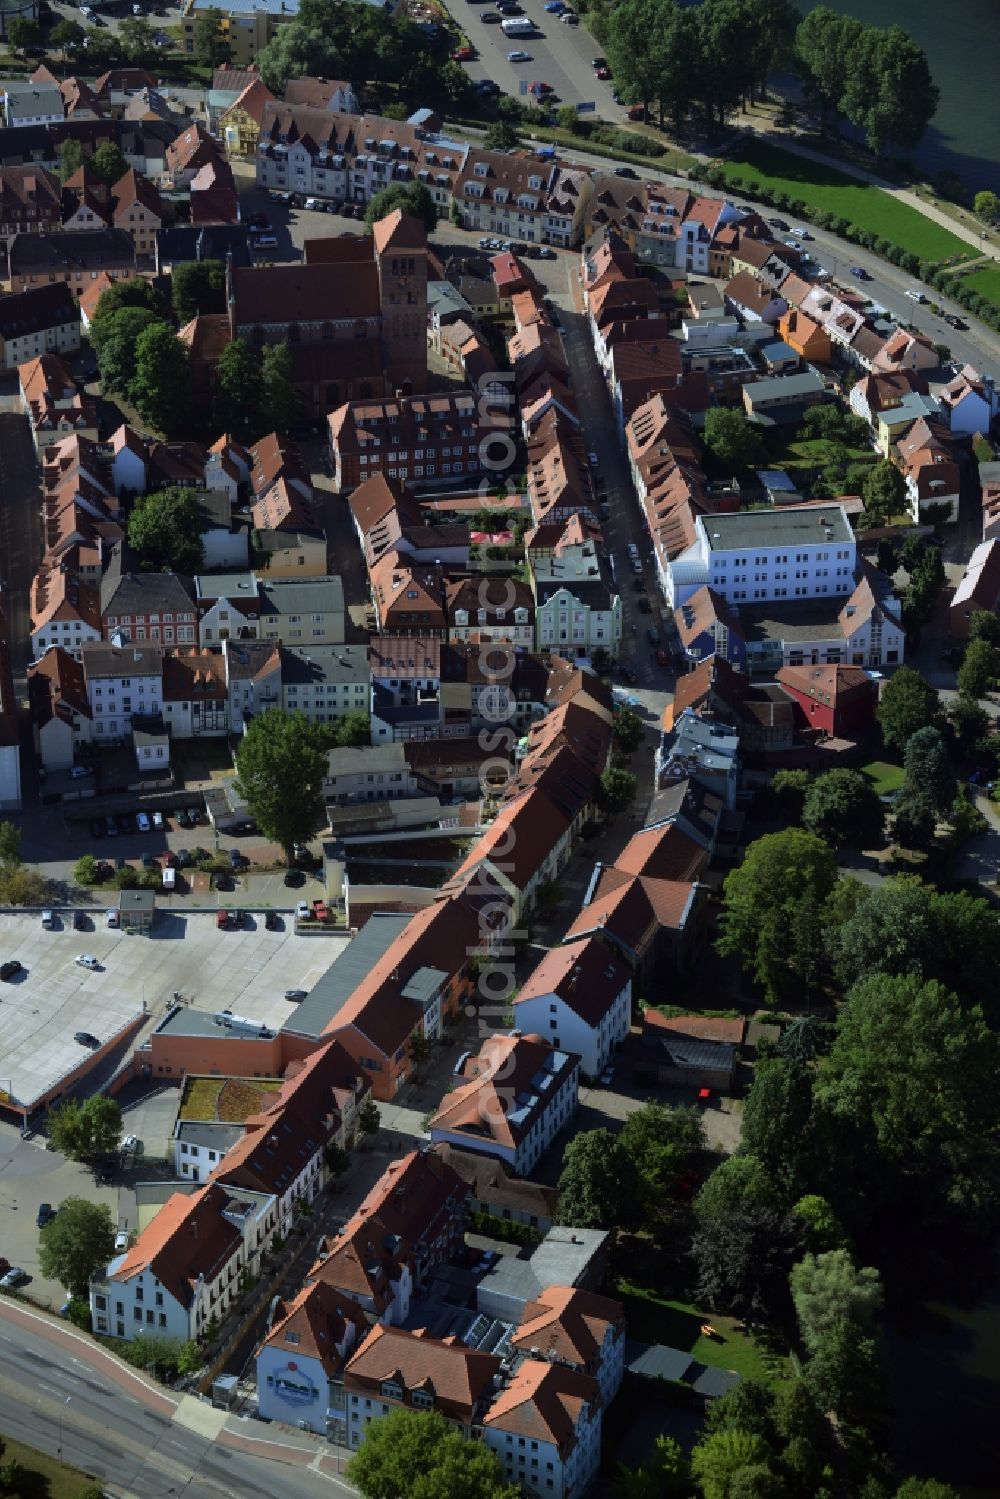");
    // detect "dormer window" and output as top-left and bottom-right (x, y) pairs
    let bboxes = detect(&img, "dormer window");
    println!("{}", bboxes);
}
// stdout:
(285, 1330), (300, 1345)
(381, 1381), (402, 1400)
(474, 162), (488, 178)
(528, 175), (542, 190)
(411, 1391), (434, 1410)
